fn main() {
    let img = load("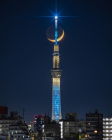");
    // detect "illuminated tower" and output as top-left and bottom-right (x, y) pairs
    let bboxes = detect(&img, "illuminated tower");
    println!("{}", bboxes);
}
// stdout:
(48, 15), (64, 121)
